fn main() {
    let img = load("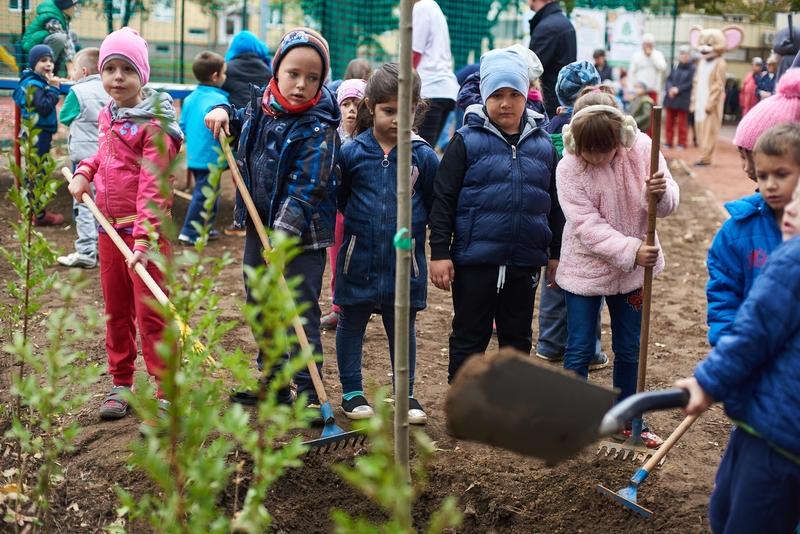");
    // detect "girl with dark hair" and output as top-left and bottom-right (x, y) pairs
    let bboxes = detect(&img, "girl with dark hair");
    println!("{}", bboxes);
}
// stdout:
(334, 63), (439, 424)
